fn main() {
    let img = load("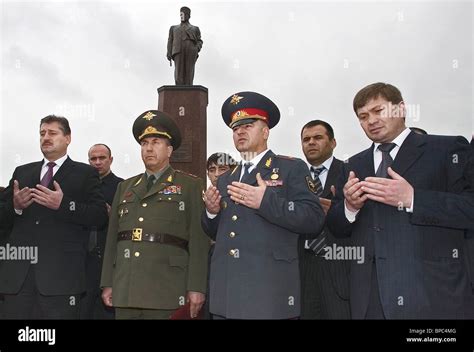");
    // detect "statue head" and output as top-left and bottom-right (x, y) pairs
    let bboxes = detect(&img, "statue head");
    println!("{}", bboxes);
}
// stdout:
(180, 6), (191, 22)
